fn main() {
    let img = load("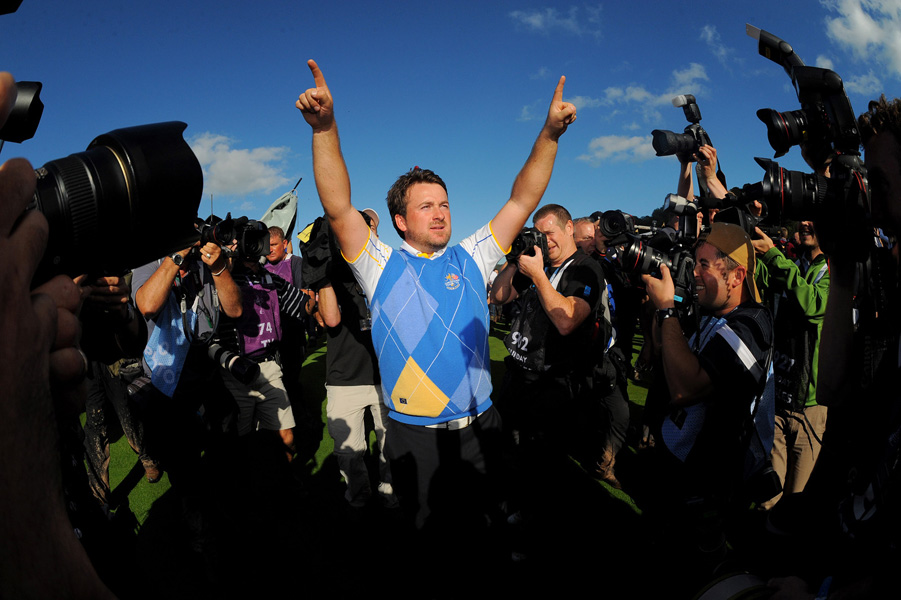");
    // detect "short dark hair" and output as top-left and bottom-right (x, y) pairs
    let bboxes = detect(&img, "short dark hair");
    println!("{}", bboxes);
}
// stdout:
(533, 204), (572, 229)
(859, 94), (901, 147)
(268, 225), (285, 241)
(386, 167), (447, 239)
